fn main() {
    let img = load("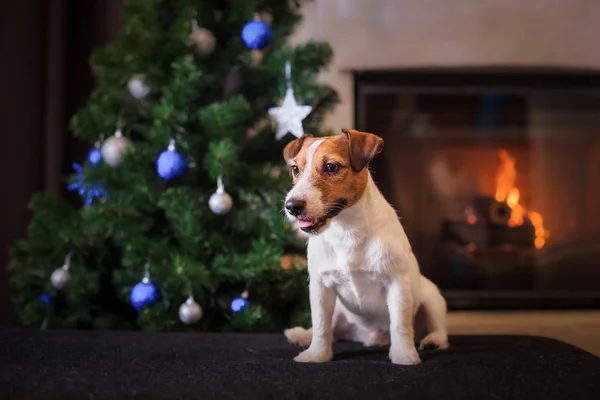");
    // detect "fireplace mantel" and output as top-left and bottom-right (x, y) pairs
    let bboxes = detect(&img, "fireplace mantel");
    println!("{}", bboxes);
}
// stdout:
(303, 0), (600, 70)
(290, 0), (600, 130)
